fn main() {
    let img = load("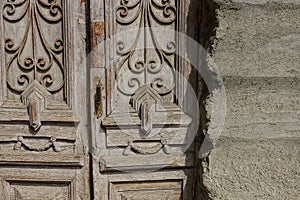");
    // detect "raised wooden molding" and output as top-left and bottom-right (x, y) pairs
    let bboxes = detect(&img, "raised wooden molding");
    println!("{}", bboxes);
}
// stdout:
(99, 153), (193, 172)
(0, 153), (84, 167)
